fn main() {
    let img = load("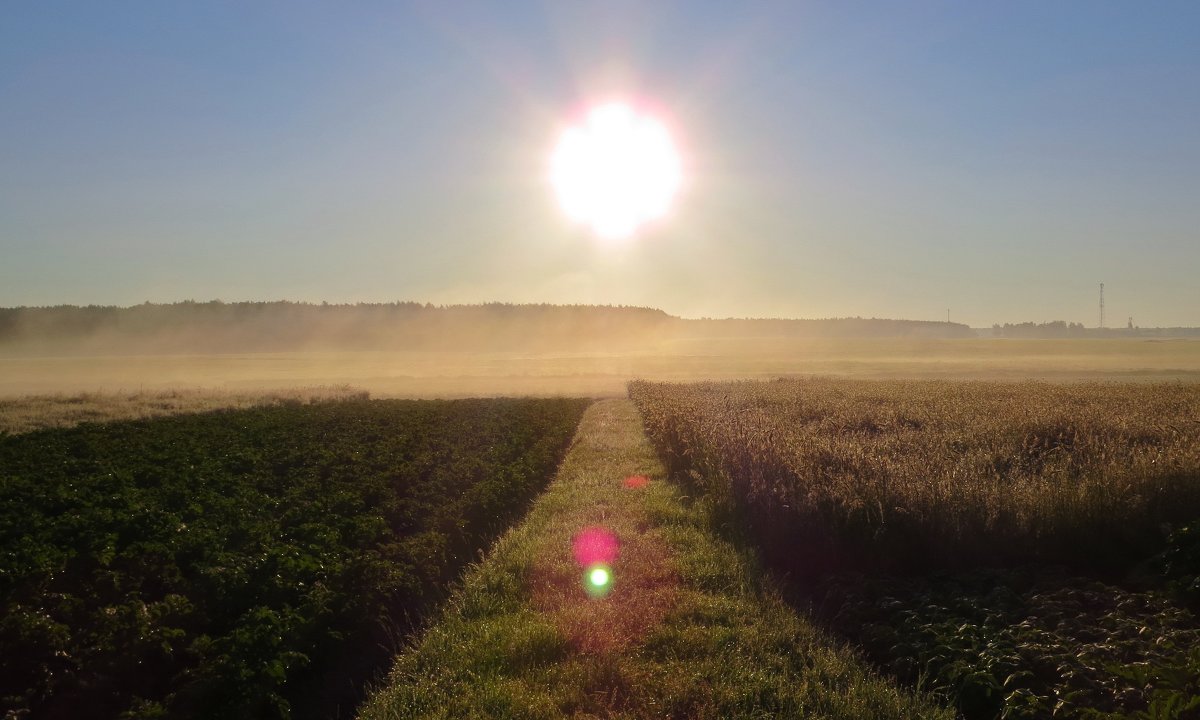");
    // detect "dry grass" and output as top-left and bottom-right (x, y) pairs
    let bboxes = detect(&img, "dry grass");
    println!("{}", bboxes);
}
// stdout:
(0, 385), (369, 435)
(631, 378), (1200, 577)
